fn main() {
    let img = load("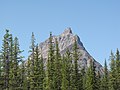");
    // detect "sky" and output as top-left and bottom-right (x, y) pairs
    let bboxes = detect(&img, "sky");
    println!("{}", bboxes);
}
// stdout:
(0, 0), (120, 65)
